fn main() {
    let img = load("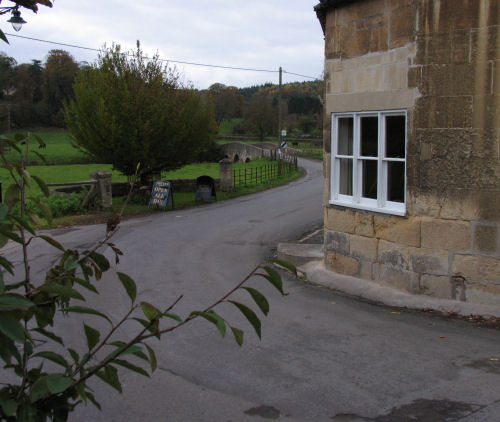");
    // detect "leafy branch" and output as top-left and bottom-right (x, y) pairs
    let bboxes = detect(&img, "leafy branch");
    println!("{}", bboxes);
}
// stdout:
(0, 132), (294, 421)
